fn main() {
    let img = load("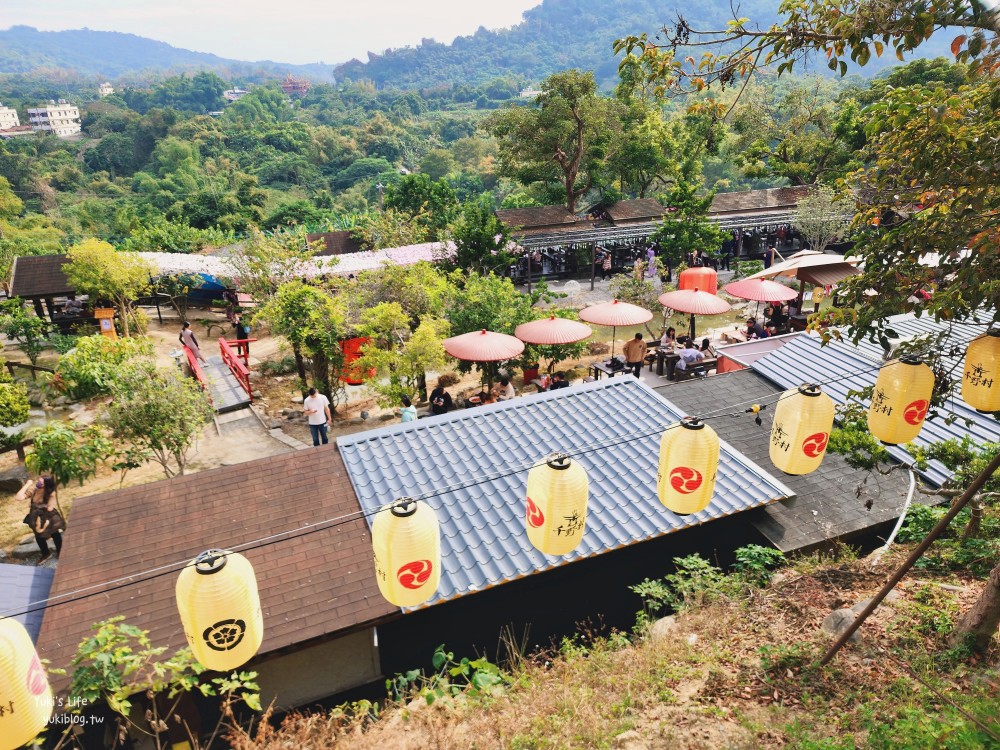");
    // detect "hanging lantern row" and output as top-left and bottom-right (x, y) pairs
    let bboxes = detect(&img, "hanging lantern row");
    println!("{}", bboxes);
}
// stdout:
(867, 355), (935, 445)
